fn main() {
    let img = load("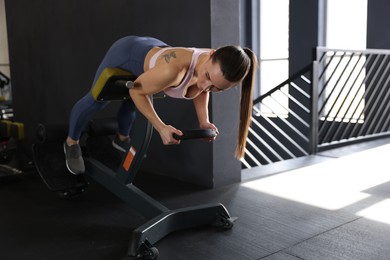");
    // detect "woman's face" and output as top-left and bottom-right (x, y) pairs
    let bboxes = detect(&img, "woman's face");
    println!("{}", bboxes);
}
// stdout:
(197, 57), (235, 93)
